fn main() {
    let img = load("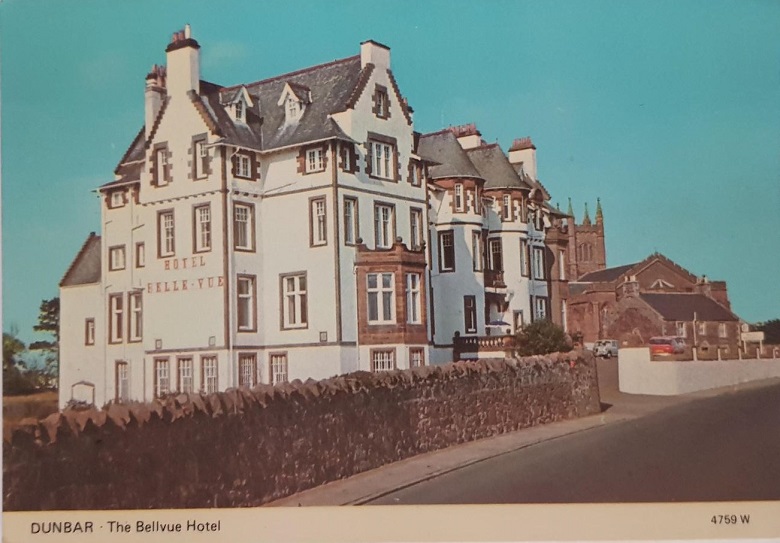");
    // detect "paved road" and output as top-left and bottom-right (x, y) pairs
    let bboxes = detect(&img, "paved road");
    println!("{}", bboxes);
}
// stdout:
(368, 380), (780, 504)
